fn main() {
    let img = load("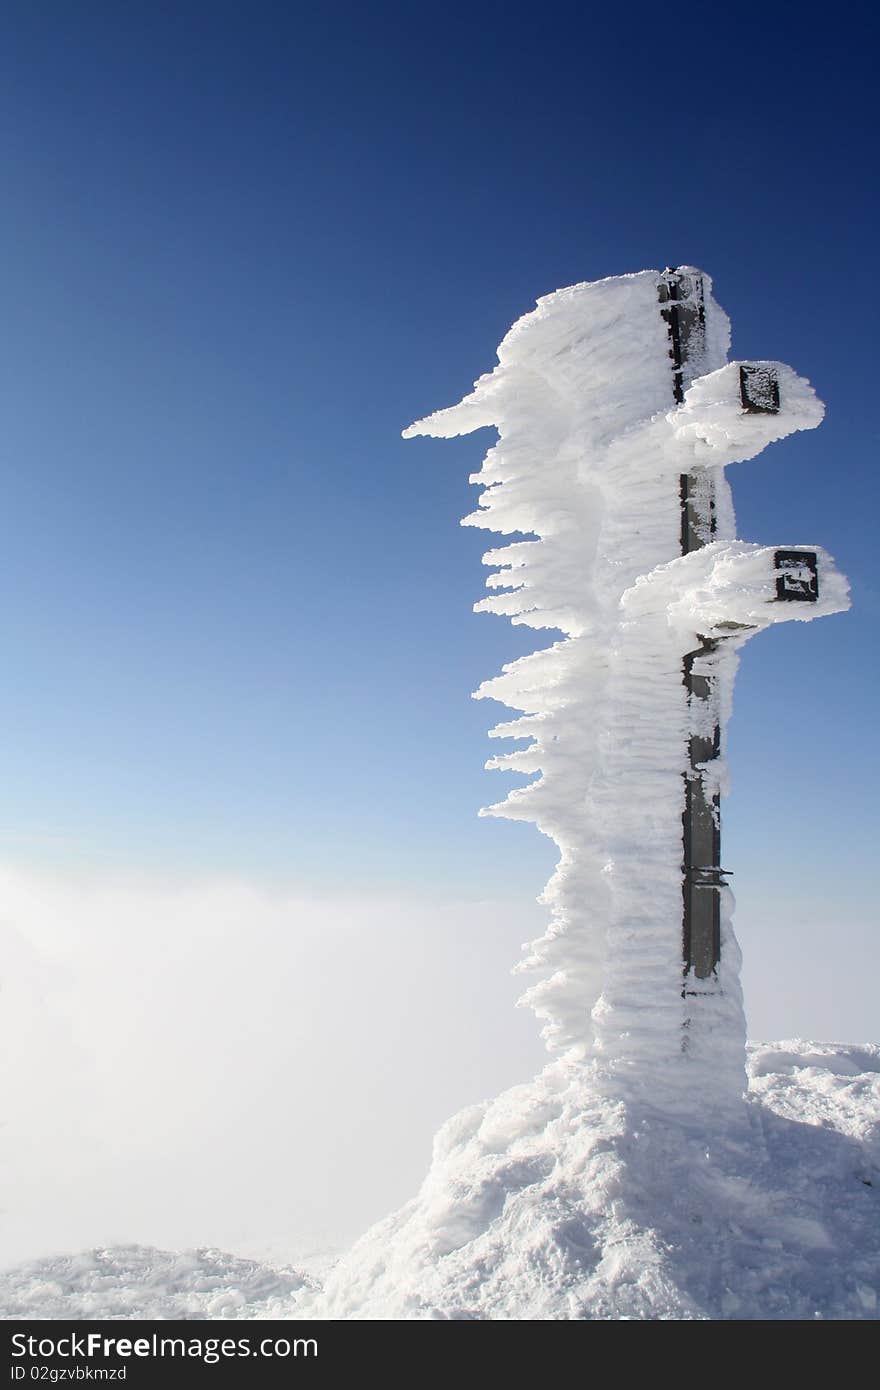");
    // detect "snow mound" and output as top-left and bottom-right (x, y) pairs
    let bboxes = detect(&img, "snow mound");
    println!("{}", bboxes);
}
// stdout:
(0, 1245), (312, 1321)
(301, 1043), (879, 1320)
